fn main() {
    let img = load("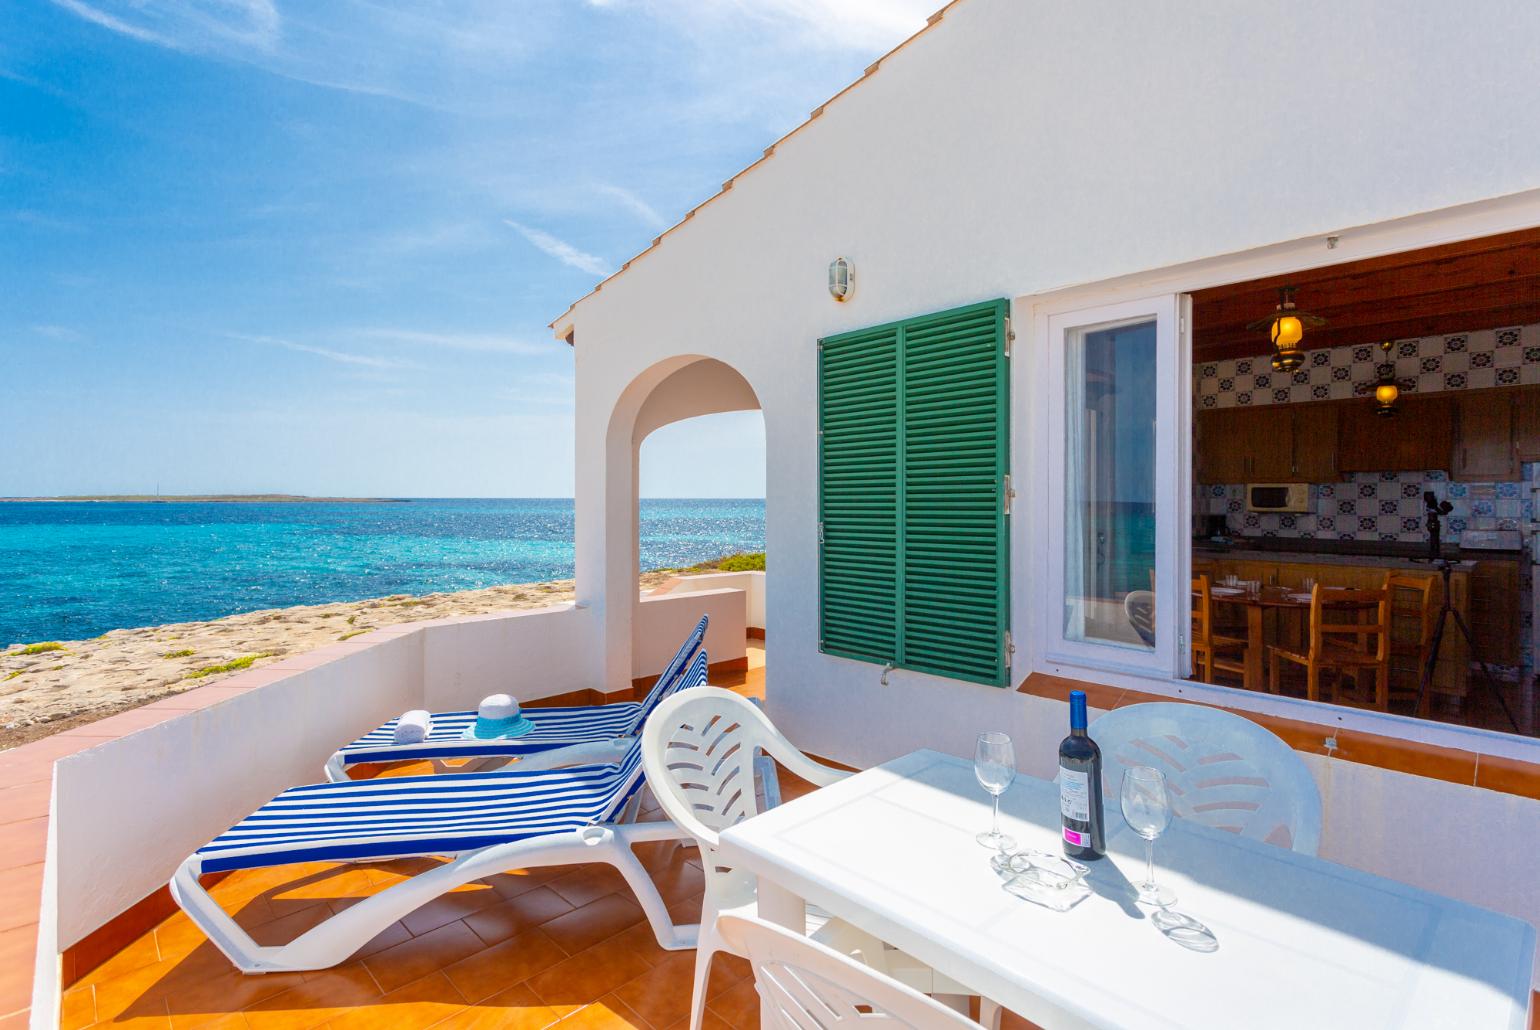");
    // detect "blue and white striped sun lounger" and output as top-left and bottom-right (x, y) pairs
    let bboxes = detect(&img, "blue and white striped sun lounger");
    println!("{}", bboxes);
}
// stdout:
(323, 615), (708, 781)
(172, 713), (704, 974)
